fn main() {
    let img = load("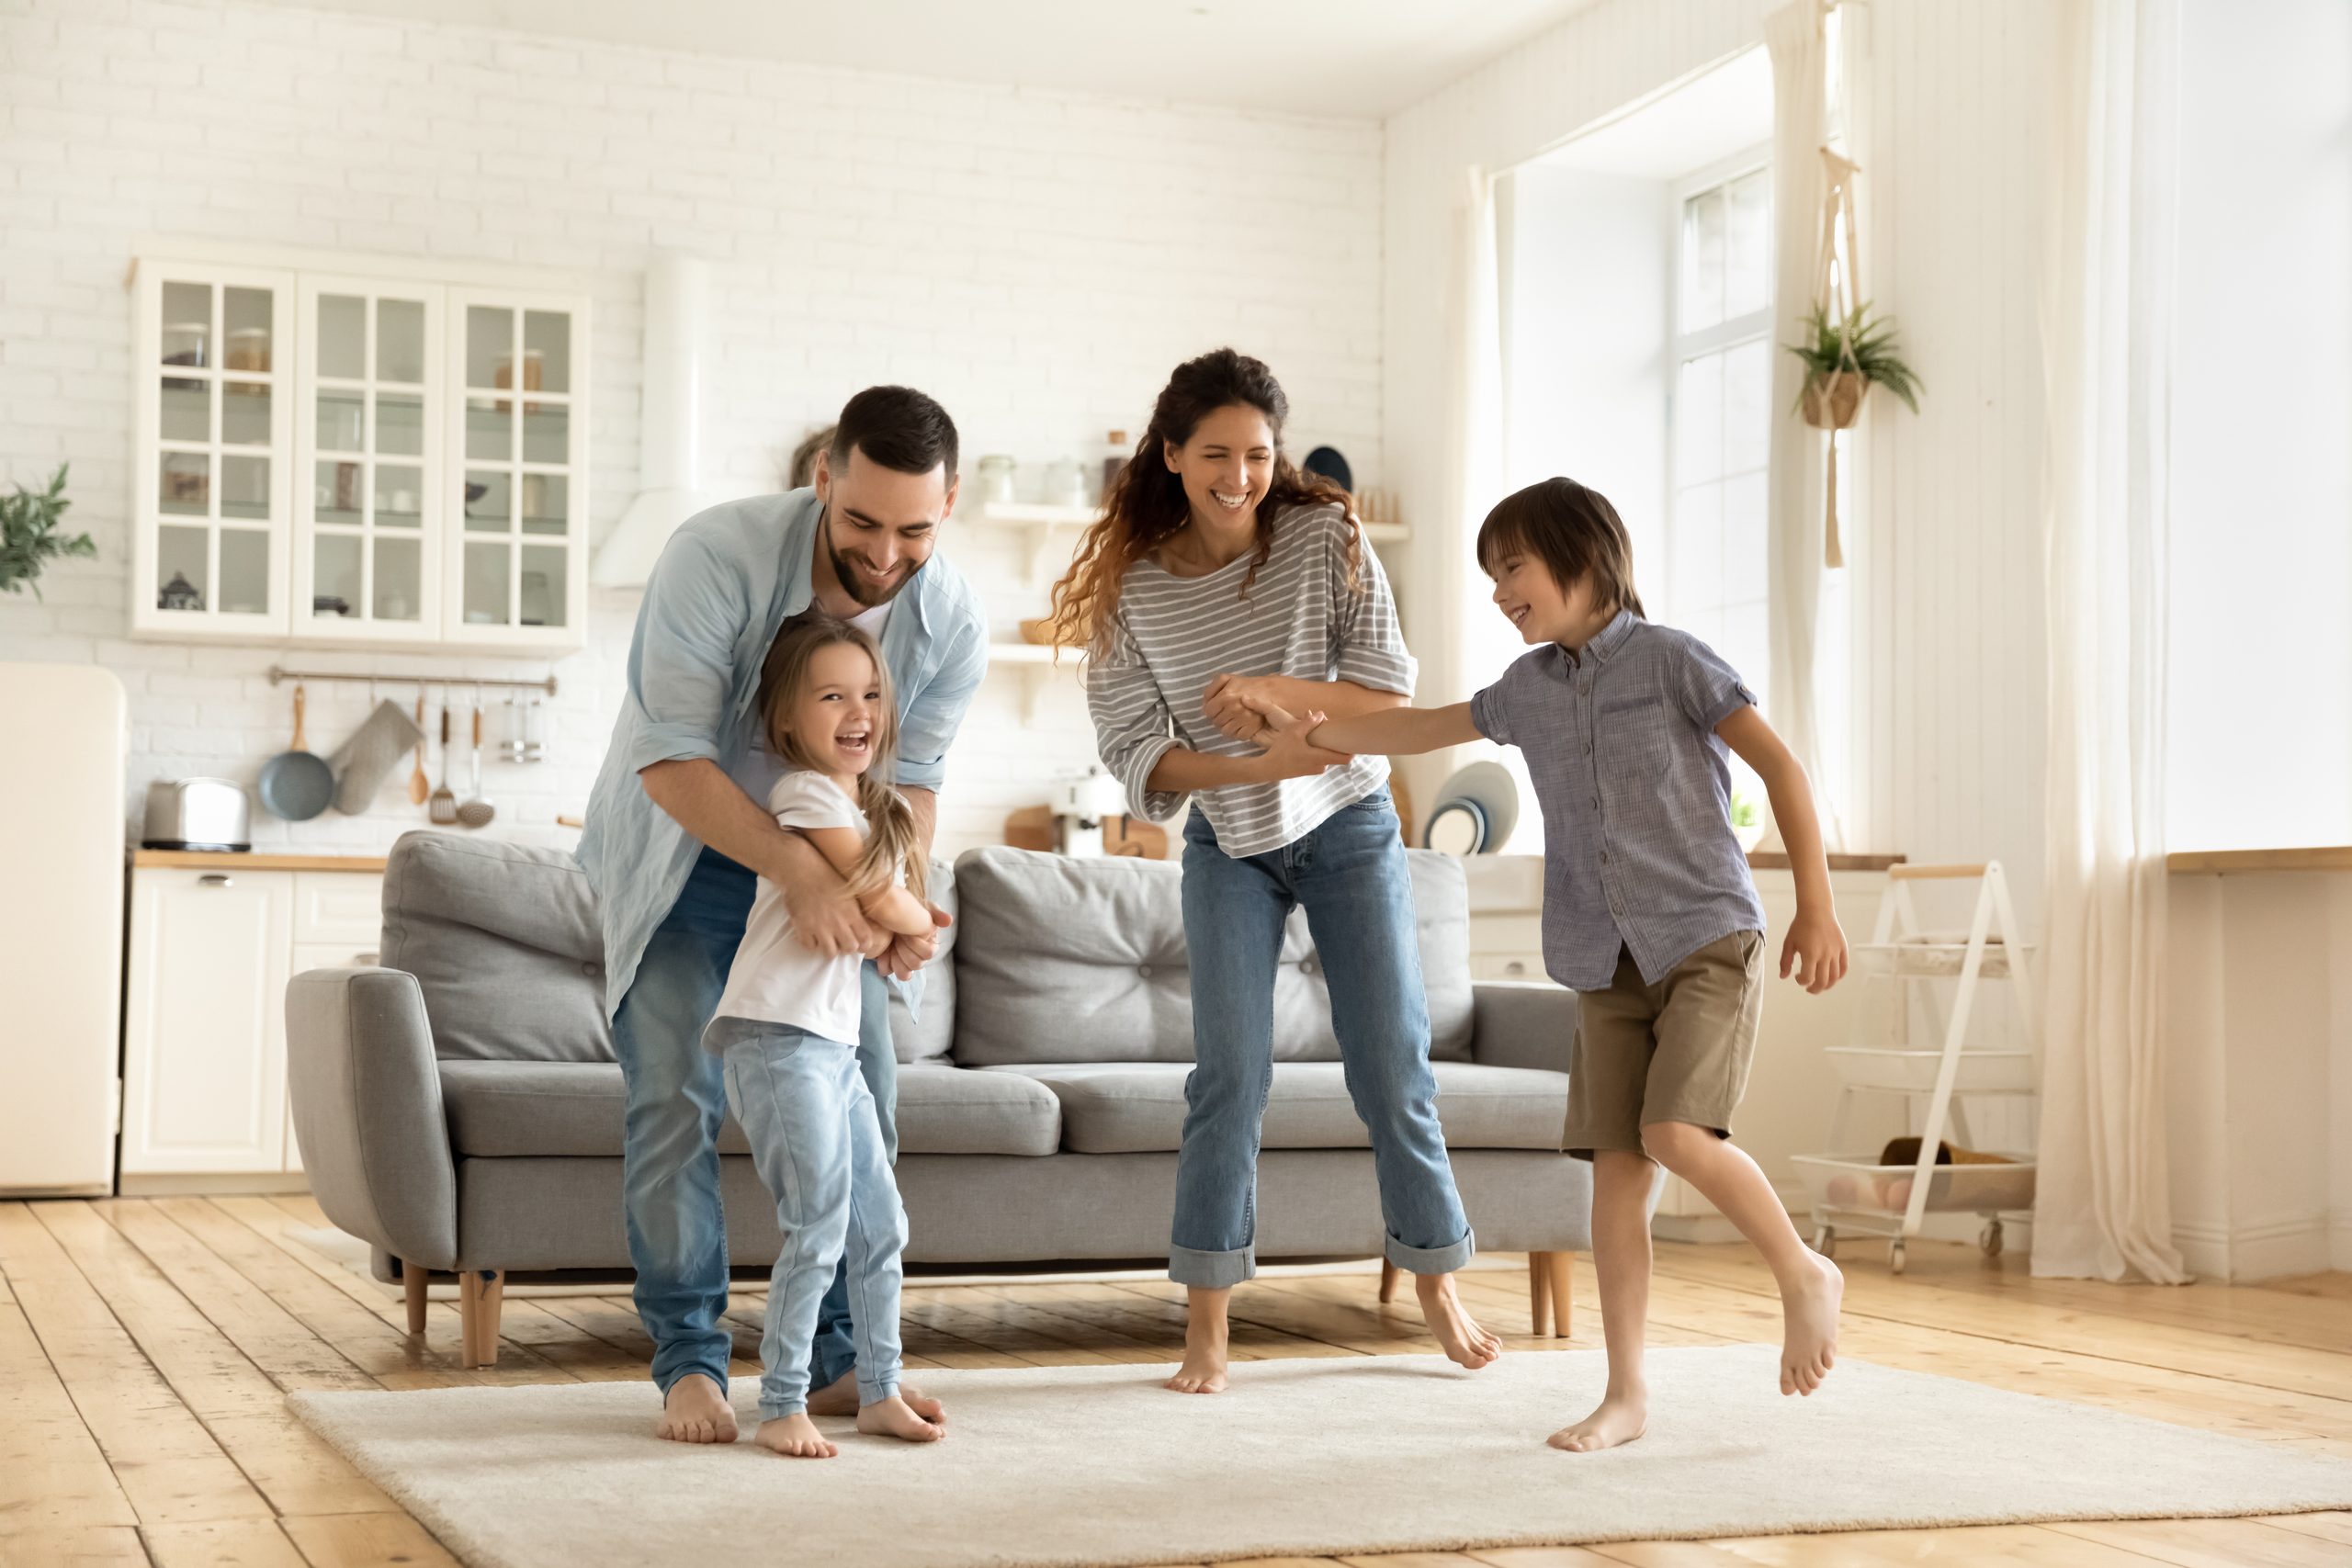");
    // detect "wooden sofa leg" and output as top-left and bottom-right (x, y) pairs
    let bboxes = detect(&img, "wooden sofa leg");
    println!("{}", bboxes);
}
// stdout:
(1378, 1260), (1400, 1303)
(1544, 1251), (1574, 1337)
(458, 1269), (505, 1368)
(1529, 1252), (1552, 1335)
(402, 1260), (428, 1336)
